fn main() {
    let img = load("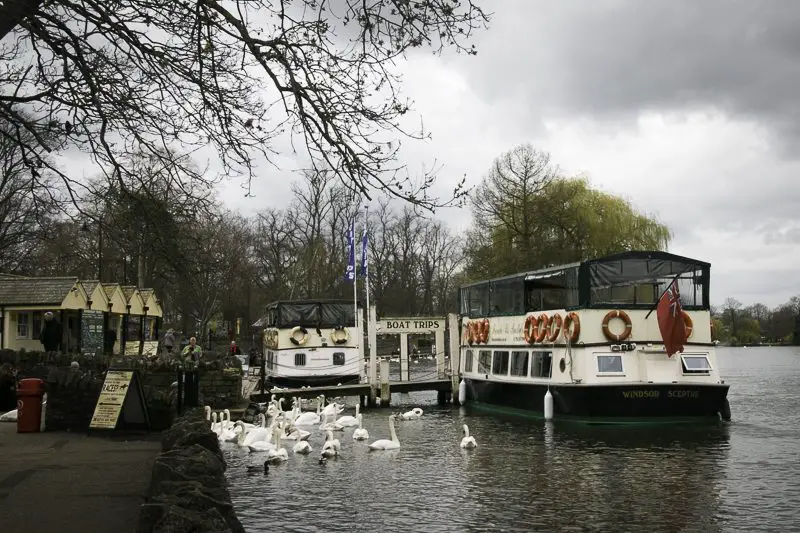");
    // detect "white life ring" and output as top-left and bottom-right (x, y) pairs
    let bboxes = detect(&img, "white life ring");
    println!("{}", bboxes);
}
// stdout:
(330, 327), (350, 345)
(290, 326), (308, 345)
